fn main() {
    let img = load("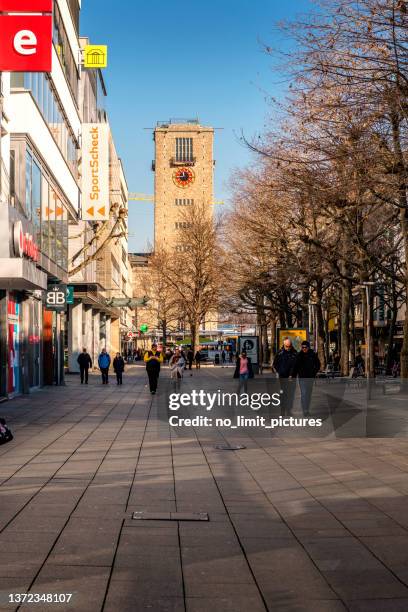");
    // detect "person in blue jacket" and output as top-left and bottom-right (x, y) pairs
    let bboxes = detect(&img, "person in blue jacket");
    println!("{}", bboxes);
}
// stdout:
(98, 348), (111, 384)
